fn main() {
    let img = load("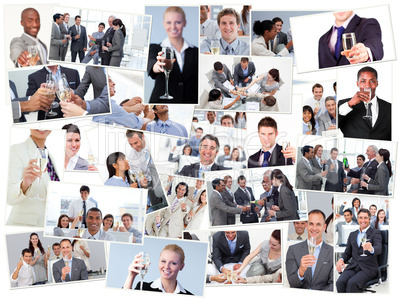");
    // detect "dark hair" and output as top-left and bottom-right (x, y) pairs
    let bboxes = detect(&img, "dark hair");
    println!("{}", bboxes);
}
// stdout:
(62, 123), (81, 135)
(217, 8), (240, 25)
(312, 83), (323, 92)
(122, 213), (133, 221)
(343, 209), (353, 216)
(303, 105), (316, 130)
(52, 243), (60, 249)
(271, 229), (281, 244)
(357, 66), (378, 81)
(374, 209), (387, 229)
(126, 130), (144, 140)
(193, 117), (199, 122)
(195, 127), (203, 132)
(352, 197), (361, 208)
(240, 57), (249, 63)
(22, 248), (32, 257)
(175, 182), (189, 197)
(369, 204), (377, 210)
(106, 152), (129, 180)
(271, 169), (293, 191)
(313, 144), (323, 155)
(29, 233), (45, 255)
(301, 145), (314, 157)
(378, 148), (393, 177)
(208, 89), (222, 102)
(357, 154), (366, 161)
(308, 209), (326, 221)
(272, 17), (283, 24)
(87, 207), (102, 218)
(263, 96), (276, 107)
(224, 145), (231, 150)
(53, 13), (63, 22)
(257, 116), (277, 131)
(357, 208), (371, 218)
(230, 148), (241, 161)
(268, 68), (280, 82)
(333, 81), (337, 91)
(253, 20), (275, 36)
(60, 238), (72, 246)
(221, 114), (234, 125)
(75, 15), (81, 20)
(97, 22), (105, 28)
(199, 134), (220, 150)
(103, 214), (114, 226)
(212, 178), (223, 189)
(80, 185), (90, 193)
(213, 61), (223, 71)
(57, 214), (70, 228)
(237, 175), (246, 182)
(241, 6), (250, 25)
(235, 112), (246, 124)
(182, 144), (192, 155)
(196, 189), (206, 206)
(112, 18), (126, 37)
(330, 147), (338, 154)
